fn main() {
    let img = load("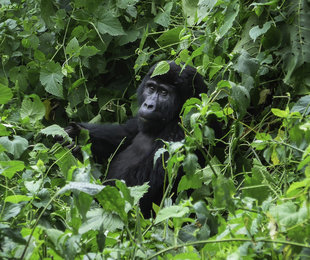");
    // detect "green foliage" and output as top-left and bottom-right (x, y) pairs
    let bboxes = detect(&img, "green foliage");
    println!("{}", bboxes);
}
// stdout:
(1, 0), (310, 259)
